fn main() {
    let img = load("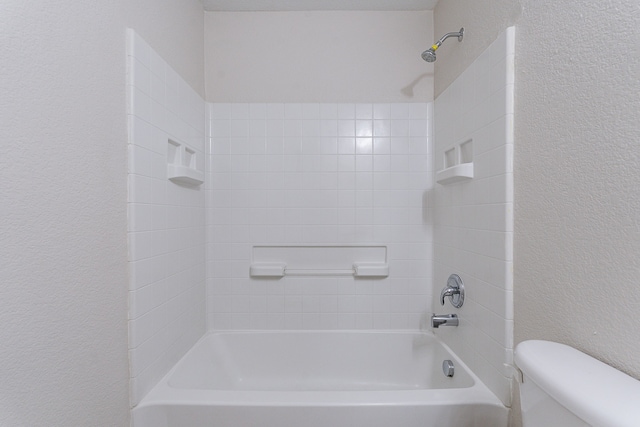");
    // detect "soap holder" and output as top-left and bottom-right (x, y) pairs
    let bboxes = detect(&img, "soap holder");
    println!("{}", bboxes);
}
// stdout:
(435, 163), (474, 185)
(167, 139), (204, 186)
(436, 139), (473, 185)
